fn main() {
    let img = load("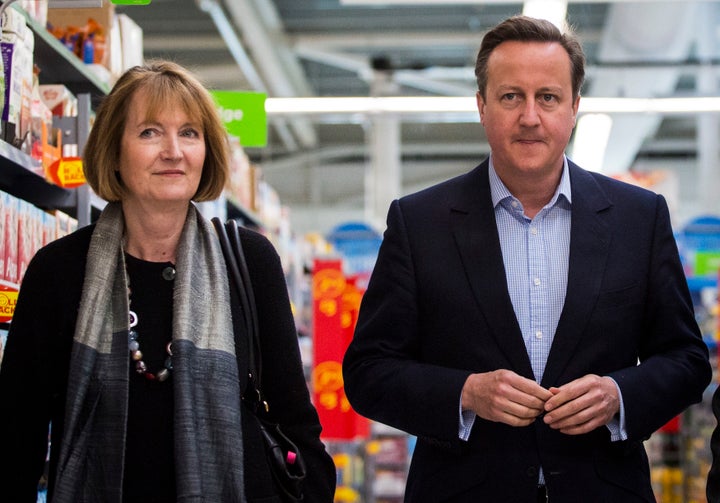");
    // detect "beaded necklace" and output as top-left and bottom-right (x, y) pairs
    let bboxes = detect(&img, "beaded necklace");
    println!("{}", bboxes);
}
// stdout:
(126, 260), (177, 382)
